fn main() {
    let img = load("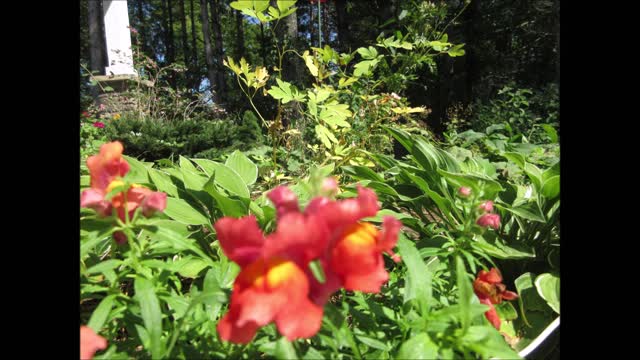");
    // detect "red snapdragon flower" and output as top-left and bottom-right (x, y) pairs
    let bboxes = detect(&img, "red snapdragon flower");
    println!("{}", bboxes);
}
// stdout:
(214, 213), (328, 343)
(214, 184), (402, 343)
(80, 326), (107, 360)
(80, 142), (167, 238)
(473, 268), (518, 329)
(93, 121), (105, 128)
(476, 213), (501, 229)
(479, 200), (494, 213)
(81, 111), (90, 118)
